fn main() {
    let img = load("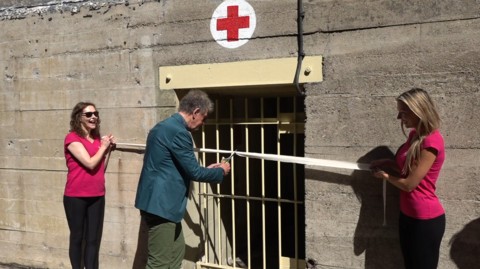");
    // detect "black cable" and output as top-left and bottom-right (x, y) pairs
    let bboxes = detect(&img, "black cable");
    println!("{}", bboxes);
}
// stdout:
(294, 0), (306, 96)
